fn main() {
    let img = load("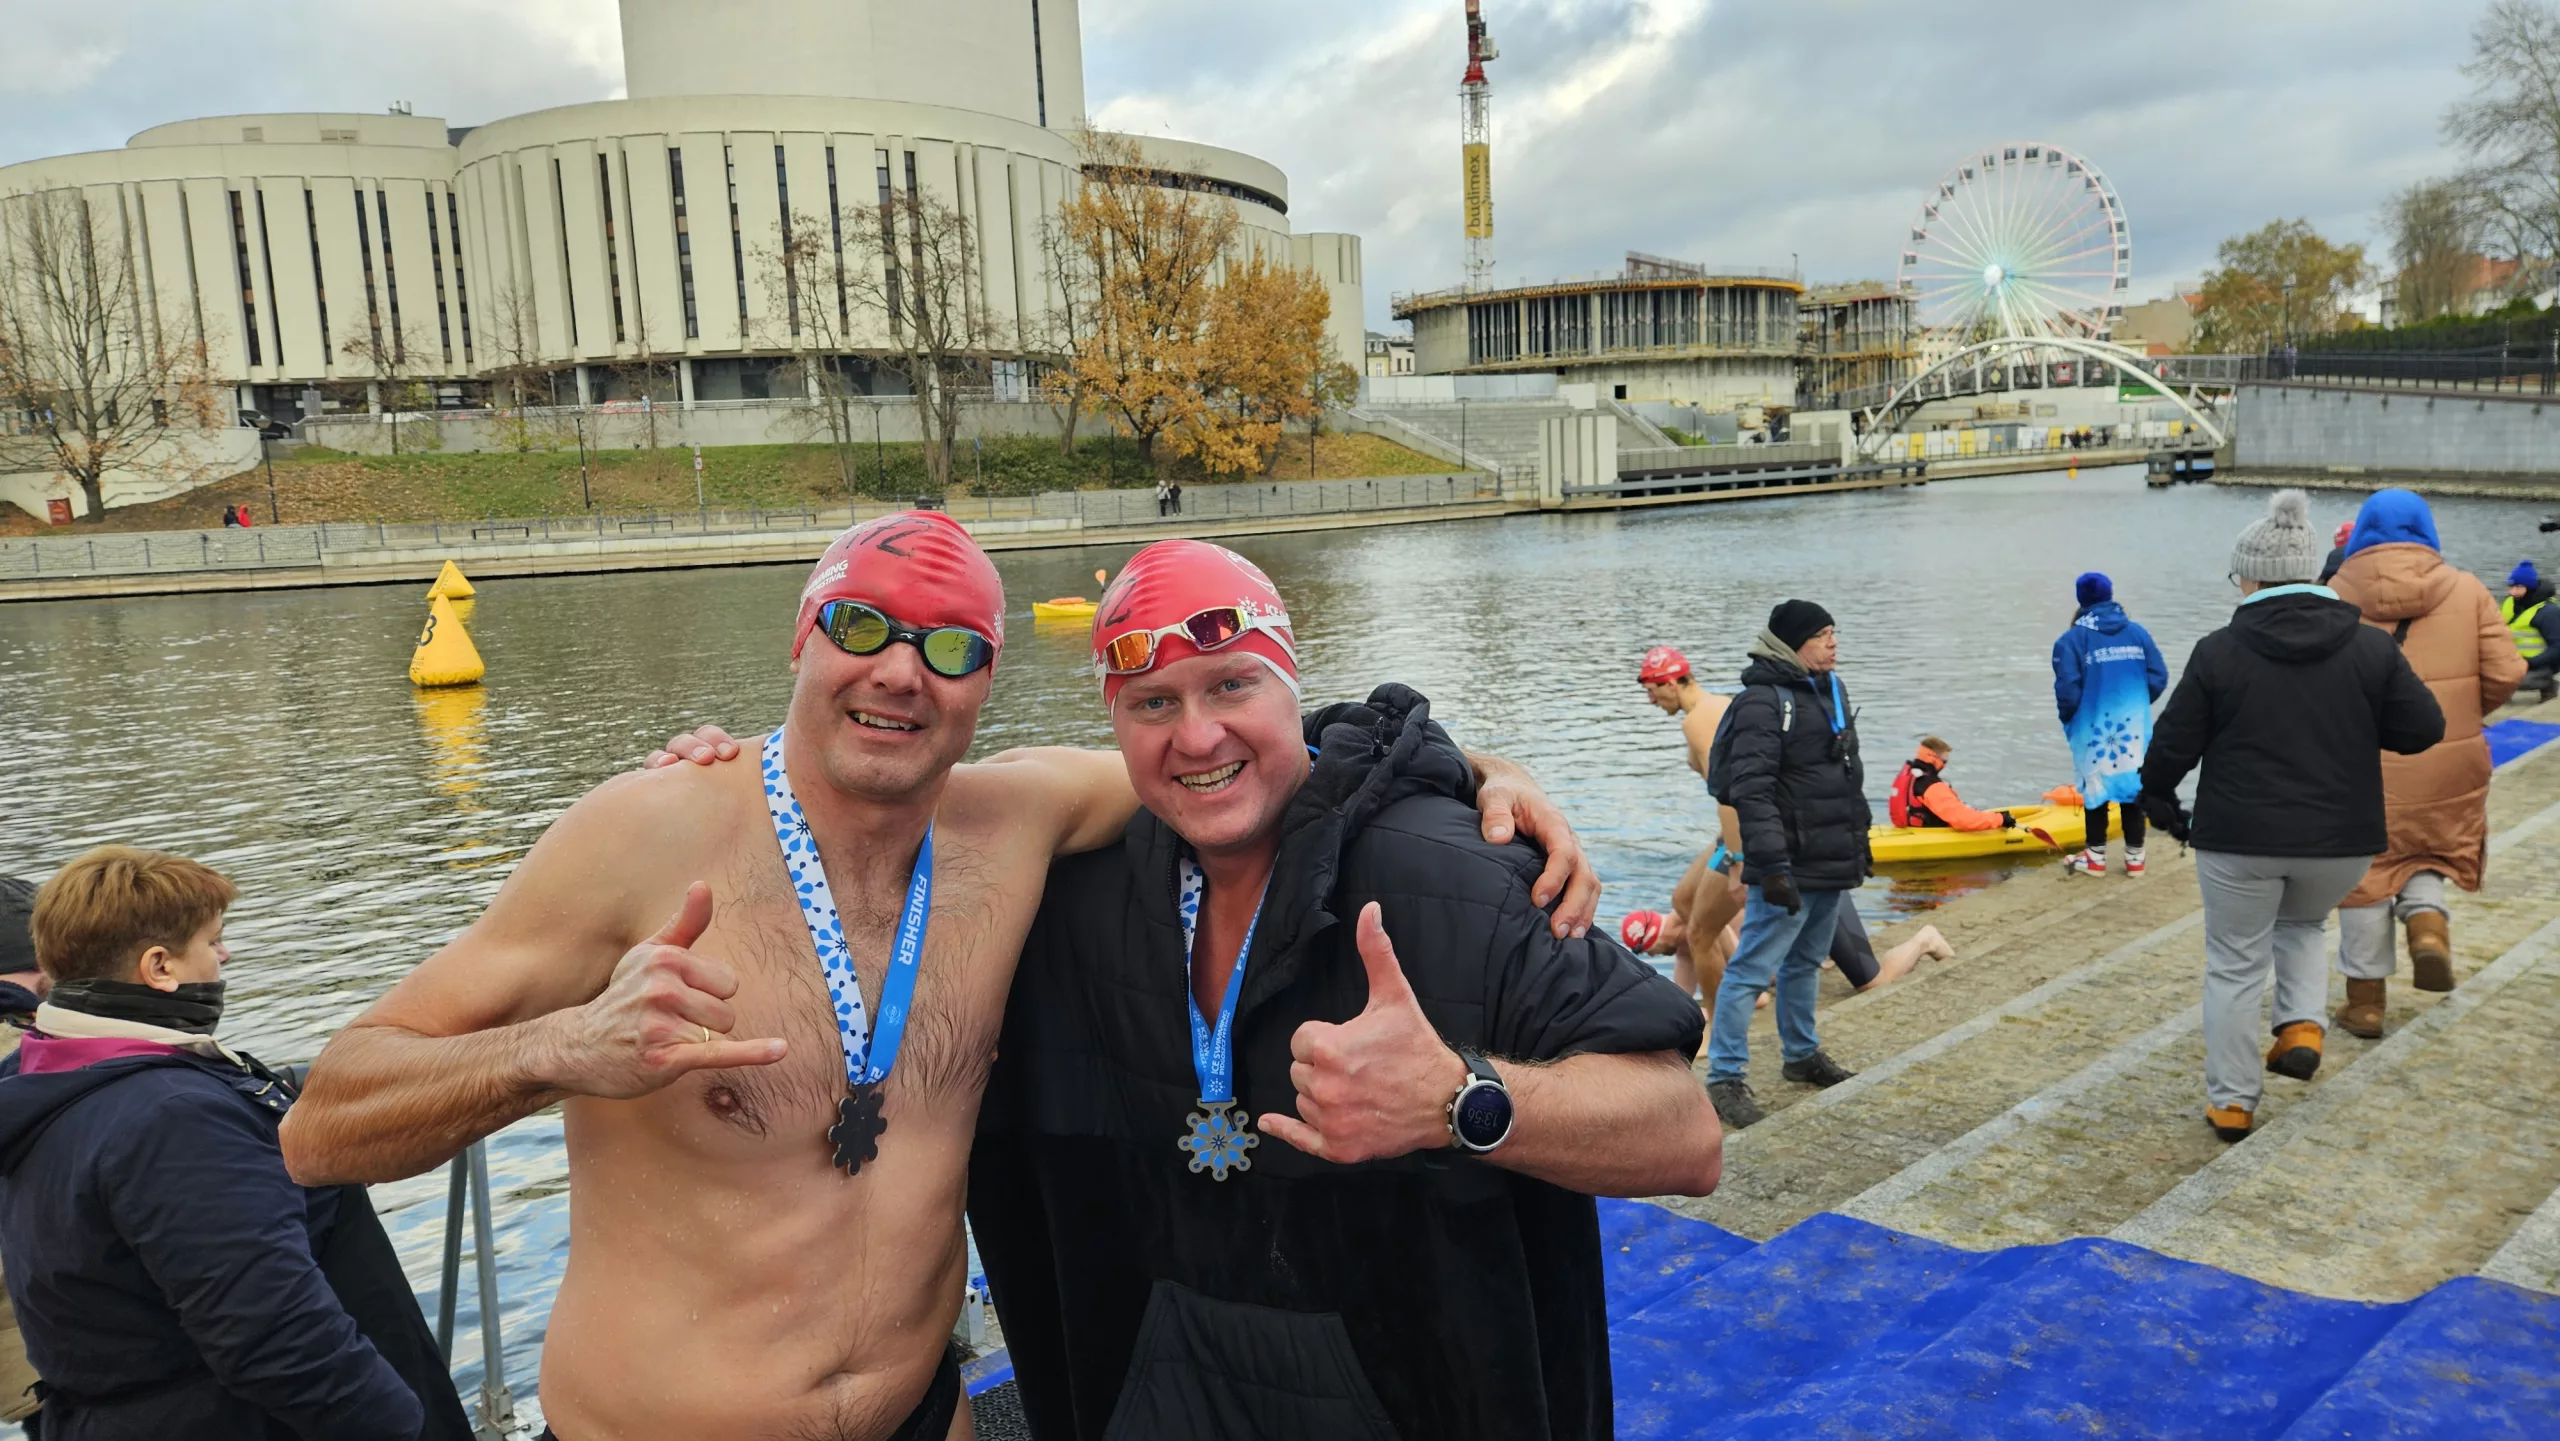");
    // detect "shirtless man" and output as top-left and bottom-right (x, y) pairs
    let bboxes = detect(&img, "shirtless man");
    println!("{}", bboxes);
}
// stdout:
(281, 513), (1591, 1441)
(1641, 647), (1746, 1003)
